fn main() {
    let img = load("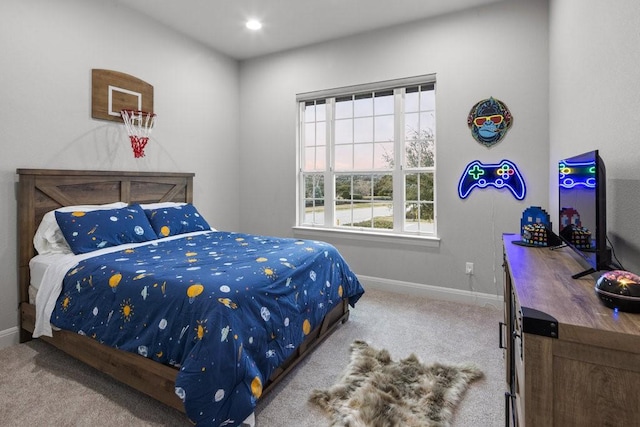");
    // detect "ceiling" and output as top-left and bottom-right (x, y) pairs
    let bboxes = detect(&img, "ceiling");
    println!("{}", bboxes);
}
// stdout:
(115, 0), (505, 60)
